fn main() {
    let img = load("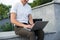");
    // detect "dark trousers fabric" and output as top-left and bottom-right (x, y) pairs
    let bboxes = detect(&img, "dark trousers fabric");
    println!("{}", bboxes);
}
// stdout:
(34, 30), (44, 40)
(14, 26), (44, 40)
